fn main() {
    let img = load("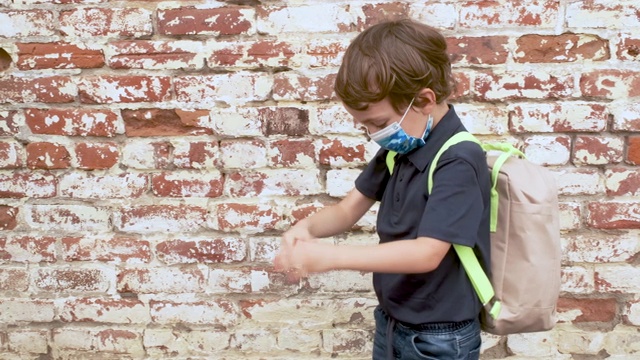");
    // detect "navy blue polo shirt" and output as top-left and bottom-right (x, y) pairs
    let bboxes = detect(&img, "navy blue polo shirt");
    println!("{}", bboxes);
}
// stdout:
(355, 105), (491, 325)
